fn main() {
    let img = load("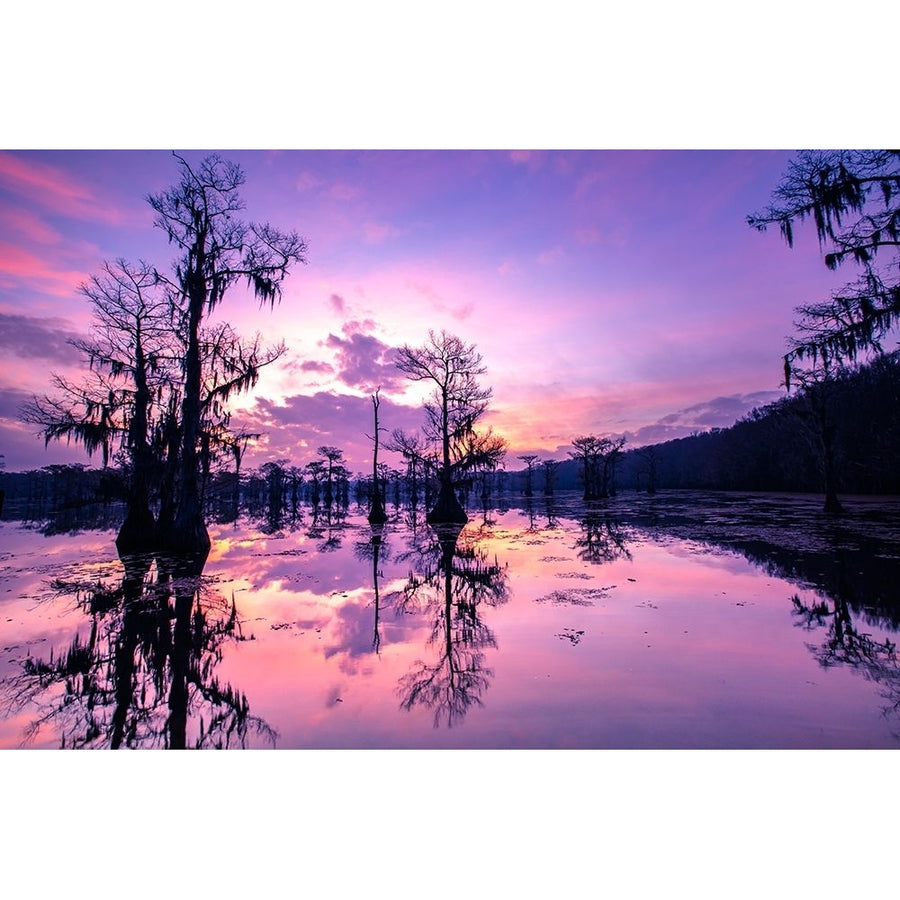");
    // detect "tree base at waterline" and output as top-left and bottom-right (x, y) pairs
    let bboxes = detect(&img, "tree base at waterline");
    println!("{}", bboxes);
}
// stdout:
(426, 481), (468, 525)
(165, 513), (212, 557)
(368, 498), (388, 525)
(116, 504), (157, 555)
